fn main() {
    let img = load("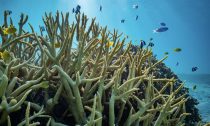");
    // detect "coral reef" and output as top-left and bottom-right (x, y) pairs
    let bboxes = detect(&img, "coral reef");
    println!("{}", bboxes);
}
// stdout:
(0, 11), (203, 125)
(129, 45), (202, 126)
